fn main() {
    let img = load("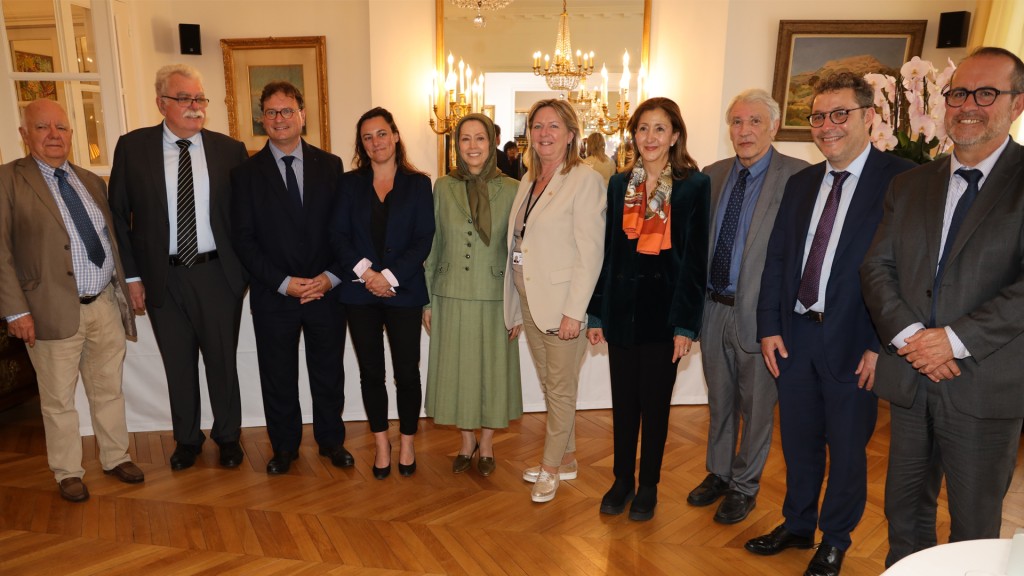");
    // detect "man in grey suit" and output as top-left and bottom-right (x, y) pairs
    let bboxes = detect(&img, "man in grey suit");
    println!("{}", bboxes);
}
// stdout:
(0, 100), (142, 502)
(690, 89), (807, 523)
(861, 46), (1024, 566)
(109, 64), (249, 471)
